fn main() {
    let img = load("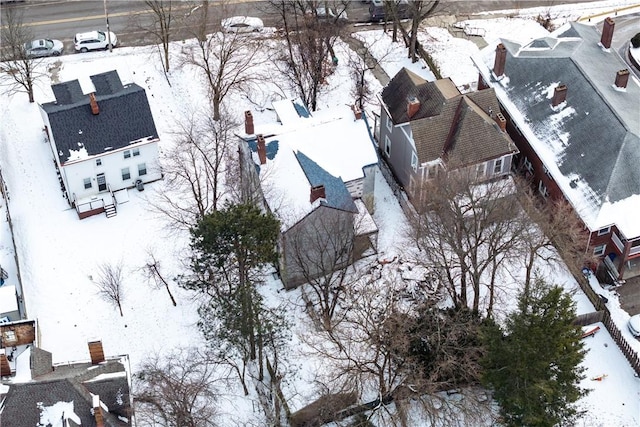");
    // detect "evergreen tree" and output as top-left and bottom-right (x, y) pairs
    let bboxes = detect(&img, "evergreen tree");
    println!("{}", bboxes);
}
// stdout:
(482, 278), (587, 427)
(184, 203), (282, 386)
